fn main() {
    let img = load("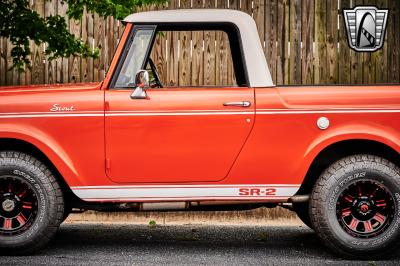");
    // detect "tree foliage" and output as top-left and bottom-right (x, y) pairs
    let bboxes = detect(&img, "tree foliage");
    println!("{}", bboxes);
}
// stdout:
(0, 0), (167, 71)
